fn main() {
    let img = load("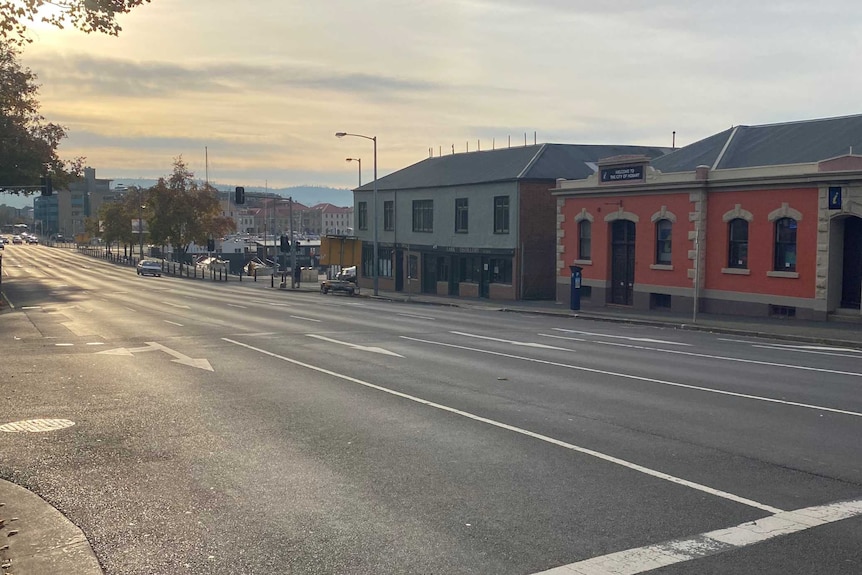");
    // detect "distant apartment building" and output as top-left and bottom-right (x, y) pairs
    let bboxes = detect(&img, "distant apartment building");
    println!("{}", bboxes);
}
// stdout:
(316, 203), (354, 235)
